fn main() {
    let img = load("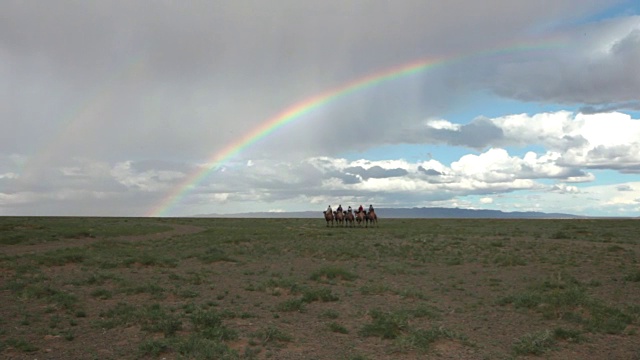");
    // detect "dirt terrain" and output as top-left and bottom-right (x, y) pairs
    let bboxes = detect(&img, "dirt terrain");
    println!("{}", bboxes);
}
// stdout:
(1, 217), (639, 359)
